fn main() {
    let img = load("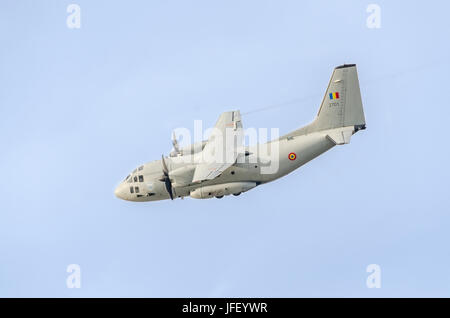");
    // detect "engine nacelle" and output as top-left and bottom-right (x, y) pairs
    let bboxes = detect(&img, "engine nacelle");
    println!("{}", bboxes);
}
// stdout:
(169, 165), (195, 187)
(190, 182), (256, 199)
(170, 140), (208, 157)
